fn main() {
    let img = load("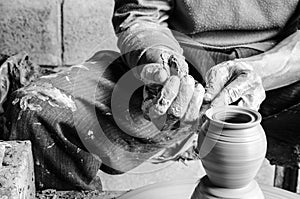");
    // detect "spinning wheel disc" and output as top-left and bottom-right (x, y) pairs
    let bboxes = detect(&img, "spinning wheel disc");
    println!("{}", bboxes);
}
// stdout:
(118, 179), (299, 199)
